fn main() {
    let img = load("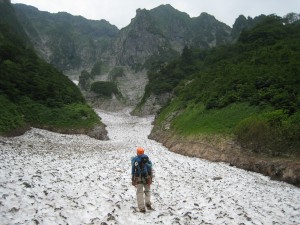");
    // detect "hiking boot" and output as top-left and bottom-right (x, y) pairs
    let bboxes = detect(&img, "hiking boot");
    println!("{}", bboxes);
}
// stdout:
(146, 204), (154, 210)
(140, 208), (146, 213)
